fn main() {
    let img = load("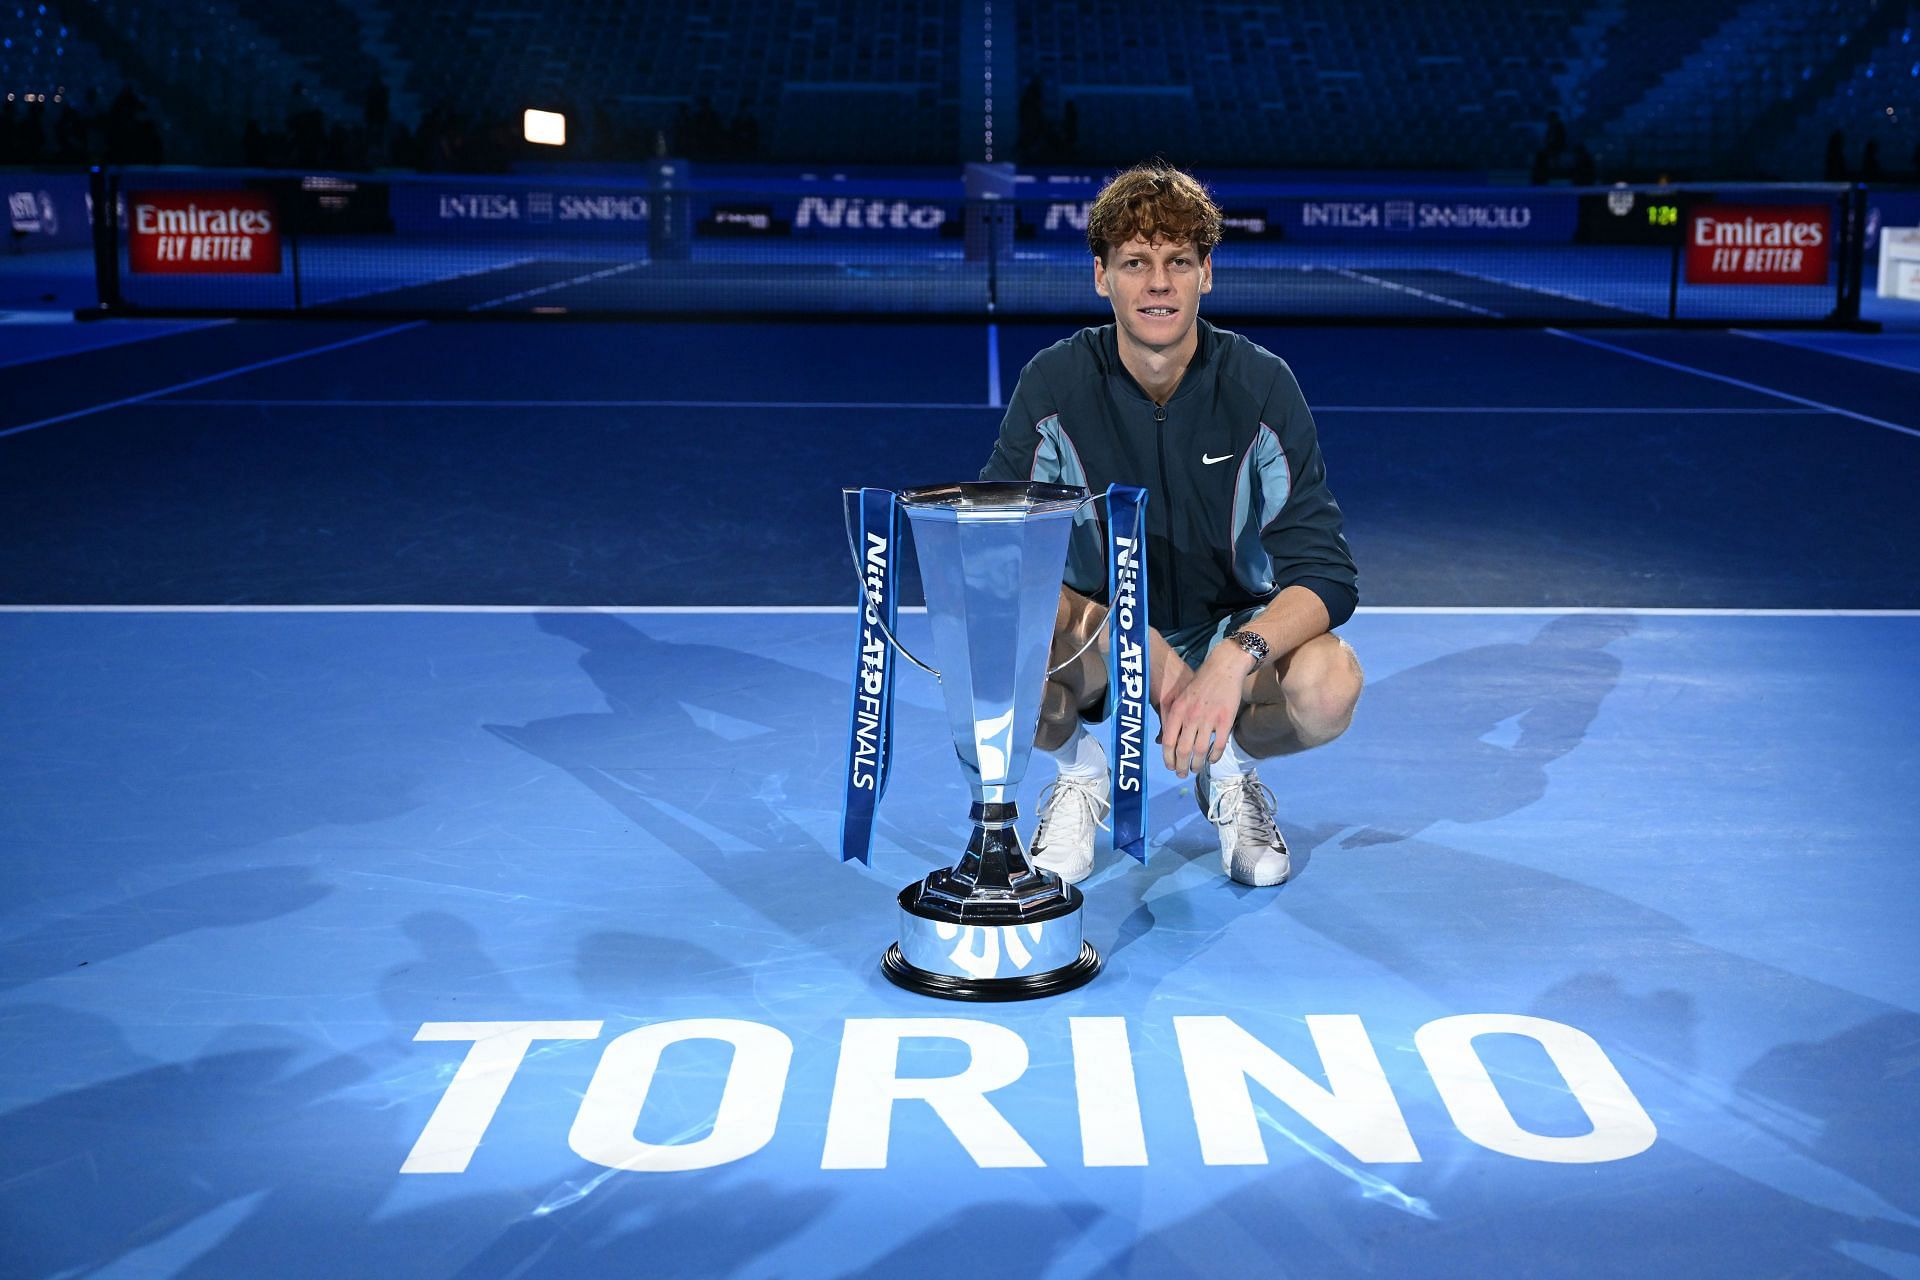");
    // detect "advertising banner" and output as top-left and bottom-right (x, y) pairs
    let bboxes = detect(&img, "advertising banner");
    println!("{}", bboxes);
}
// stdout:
(1276, 194), (1576, 243)
(127, 190), (283, 274)
(1866, 190), (1920, 254)
(1685, 205), (1831, 284)
(1016, 192), (1576, 245)
(390, 184), (651, 236)
(5, 173), (94, 251)
(689, 193), (964, 239)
